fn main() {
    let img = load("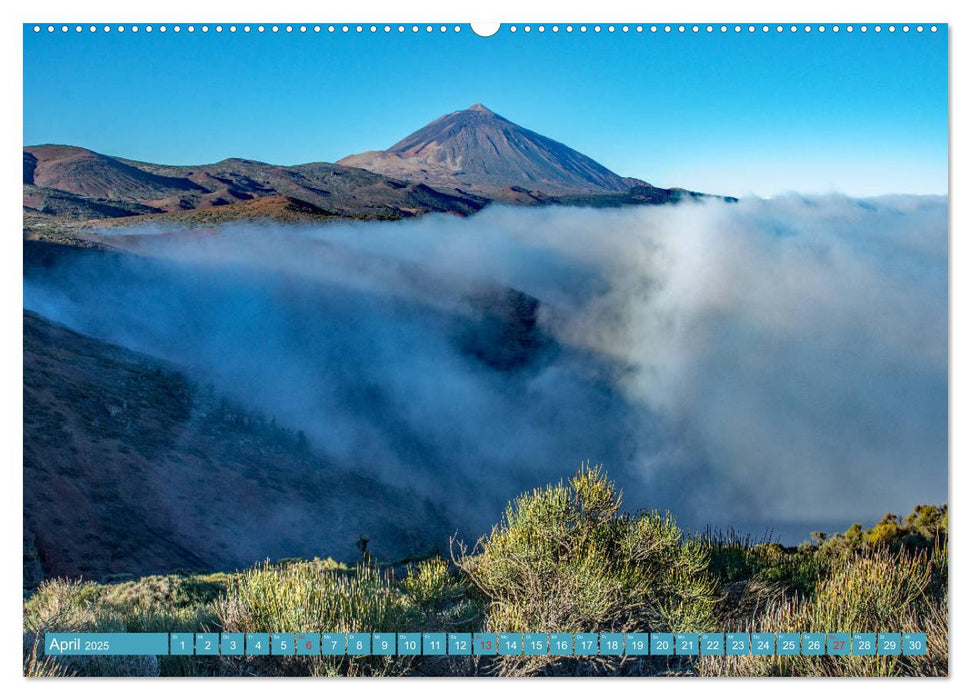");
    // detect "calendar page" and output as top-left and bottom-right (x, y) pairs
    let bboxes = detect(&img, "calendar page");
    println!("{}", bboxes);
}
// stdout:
(21, 16), (948, 679)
